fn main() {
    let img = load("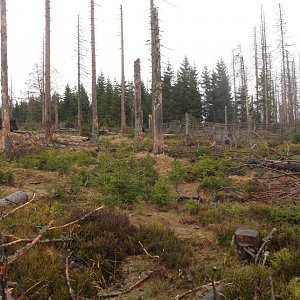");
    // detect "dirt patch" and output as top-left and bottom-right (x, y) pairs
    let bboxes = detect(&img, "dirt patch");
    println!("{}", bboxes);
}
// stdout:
(177, 182), (199, 198)
(129, 208), (214, 242)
